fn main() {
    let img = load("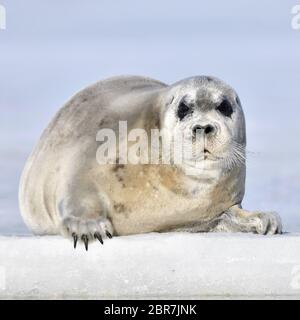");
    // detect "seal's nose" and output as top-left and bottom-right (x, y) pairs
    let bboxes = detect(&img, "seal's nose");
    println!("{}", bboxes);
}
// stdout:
(192, 124), (214, 136)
